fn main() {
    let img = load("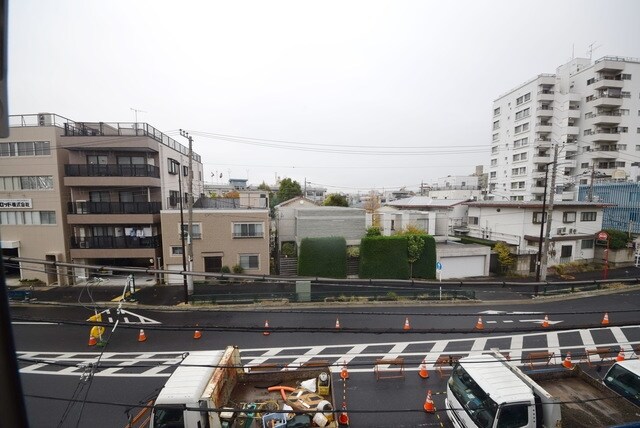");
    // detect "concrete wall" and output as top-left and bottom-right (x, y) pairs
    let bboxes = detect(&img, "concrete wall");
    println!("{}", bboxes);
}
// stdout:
(294, 207), (366, 246)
